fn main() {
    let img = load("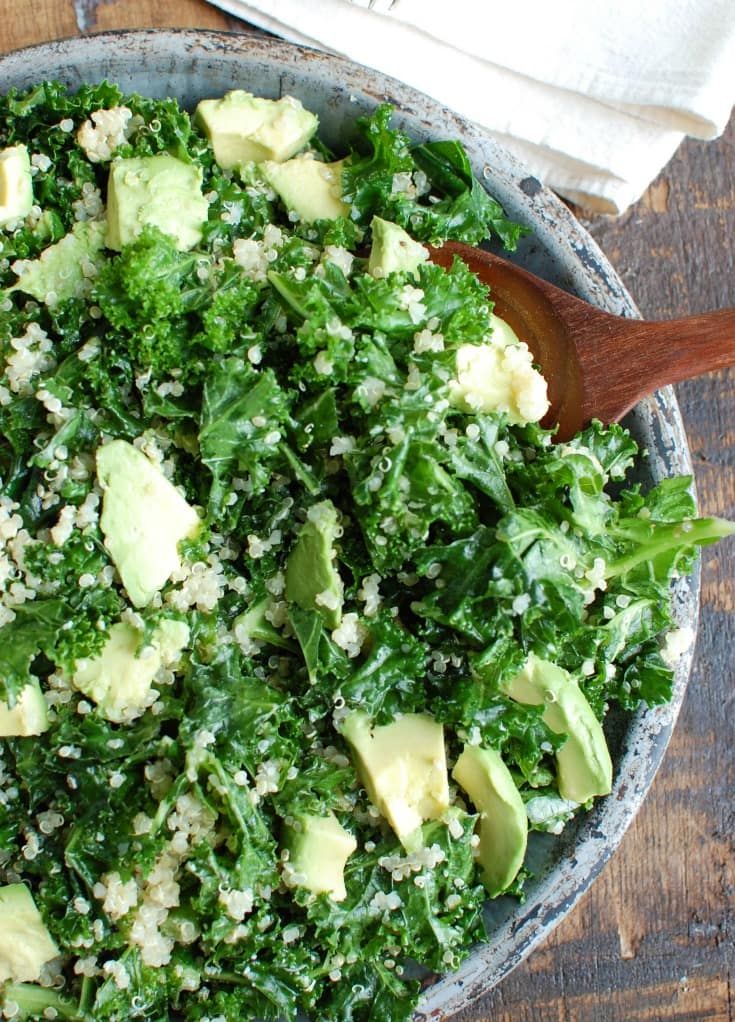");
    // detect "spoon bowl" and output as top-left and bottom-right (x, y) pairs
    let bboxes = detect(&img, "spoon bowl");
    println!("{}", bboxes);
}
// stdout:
(432, 241), (735, 440)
